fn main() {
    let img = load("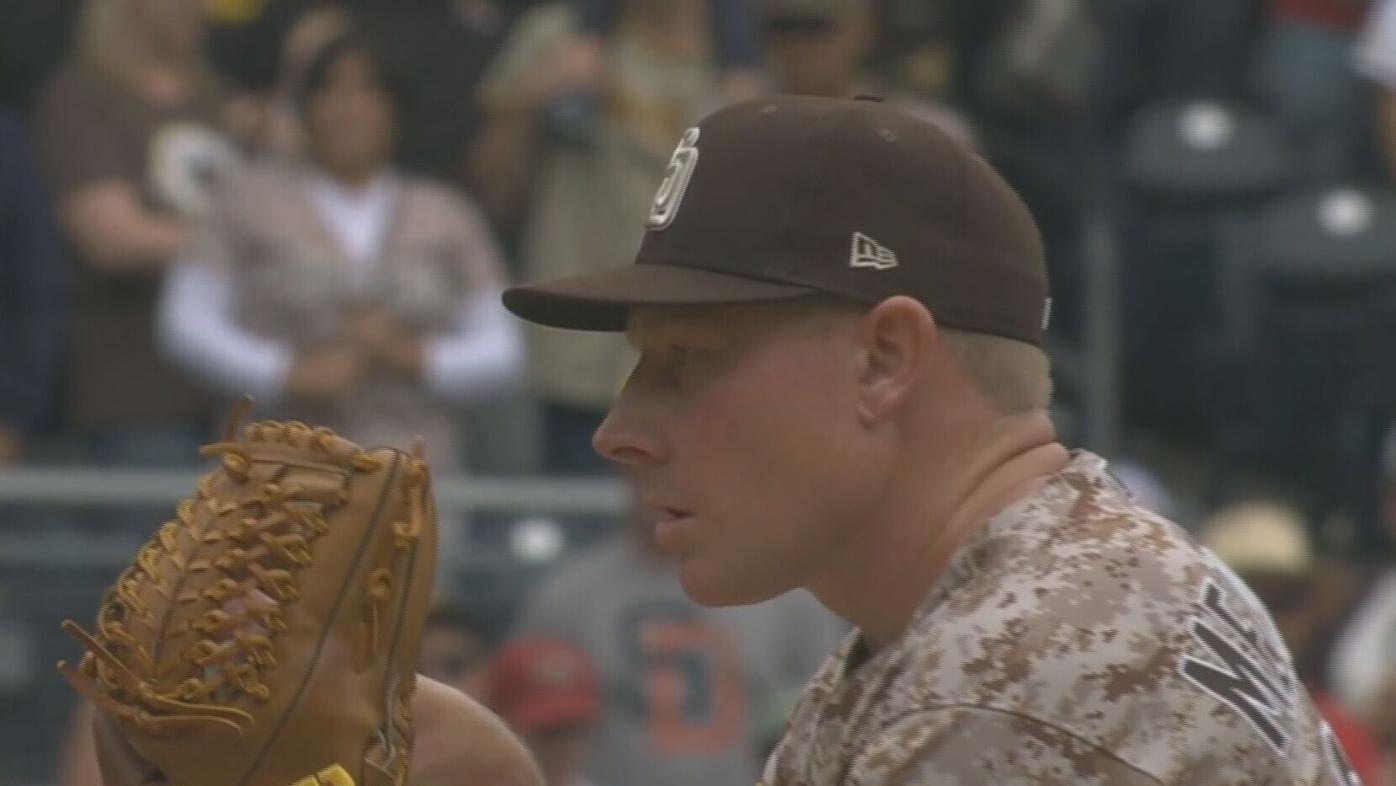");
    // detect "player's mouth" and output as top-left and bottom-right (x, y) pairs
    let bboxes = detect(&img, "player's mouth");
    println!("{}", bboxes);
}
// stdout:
(637, 493), (691, 523)
(648, 505), (696, 550)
